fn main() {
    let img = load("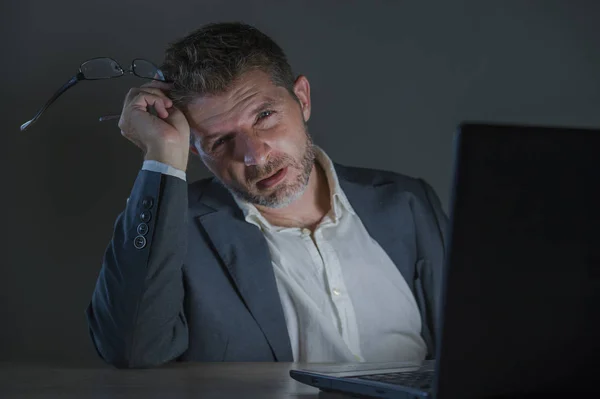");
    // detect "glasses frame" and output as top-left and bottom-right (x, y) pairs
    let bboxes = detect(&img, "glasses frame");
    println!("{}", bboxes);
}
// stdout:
(20, 57), (171, 131)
